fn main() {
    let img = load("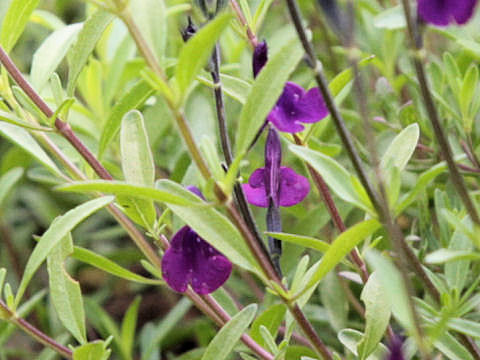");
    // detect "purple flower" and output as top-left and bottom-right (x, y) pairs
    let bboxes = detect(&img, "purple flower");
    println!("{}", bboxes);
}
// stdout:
(268, 82), (329, 133)
(418, 0), (478, 26)
(161, 186), (232, 294)
(253, 41), (268, 78)
(386, 335), (404, 360)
